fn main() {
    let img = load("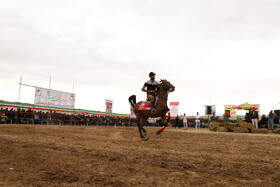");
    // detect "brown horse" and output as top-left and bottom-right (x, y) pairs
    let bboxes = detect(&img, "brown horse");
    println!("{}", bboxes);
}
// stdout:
(129, 79), (175, 140)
